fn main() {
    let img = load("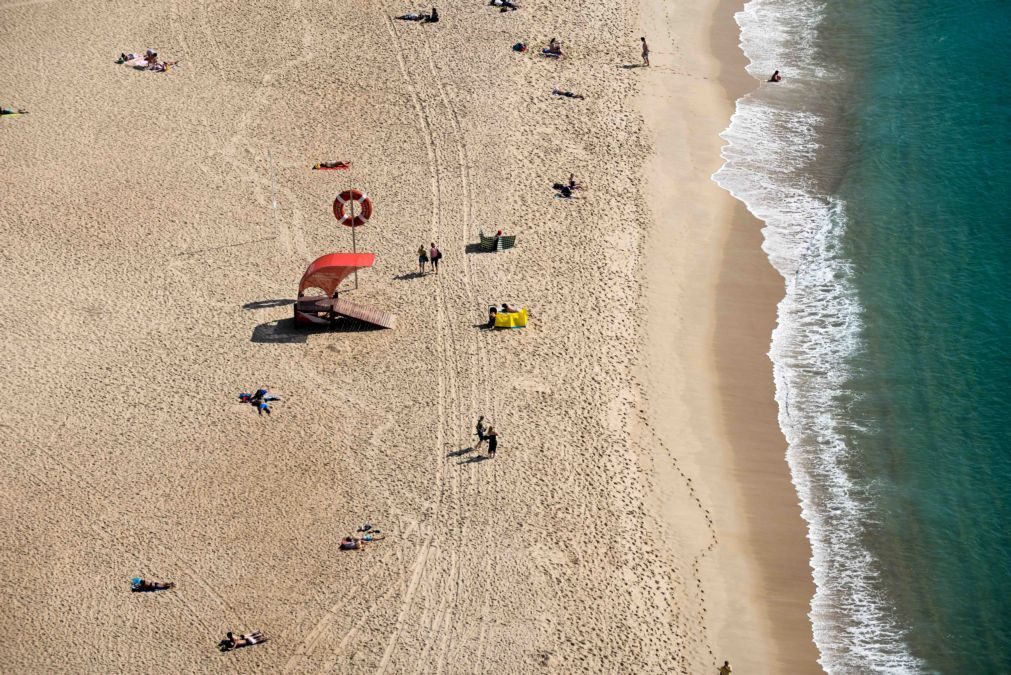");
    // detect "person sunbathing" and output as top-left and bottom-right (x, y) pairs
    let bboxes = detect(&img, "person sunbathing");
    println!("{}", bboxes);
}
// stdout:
(542, 38), (562, 56)
(552, 86), (584, 99)
(398, 7), (438, 21)
(340, 536), (364, 550)
(147, 60), (178, 72)
(219, 631), (268, 652)
(490, 0), (519, 10)
(1, 106), (27, 115)
(313, 161), (351, 169)
(500, 303), (518, 313)
(131, 577), (175, 592)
